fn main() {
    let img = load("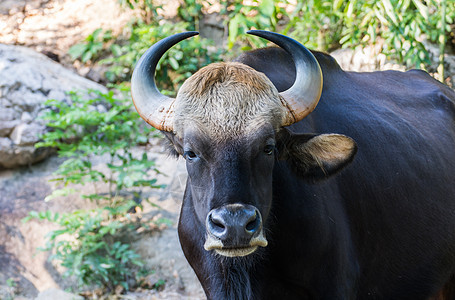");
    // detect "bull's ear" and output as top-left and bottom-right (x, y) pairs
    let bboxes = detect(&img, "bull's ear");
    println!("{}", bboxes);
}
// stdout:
(278, 130), (357, 180)
(161, 131), (184, 158)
